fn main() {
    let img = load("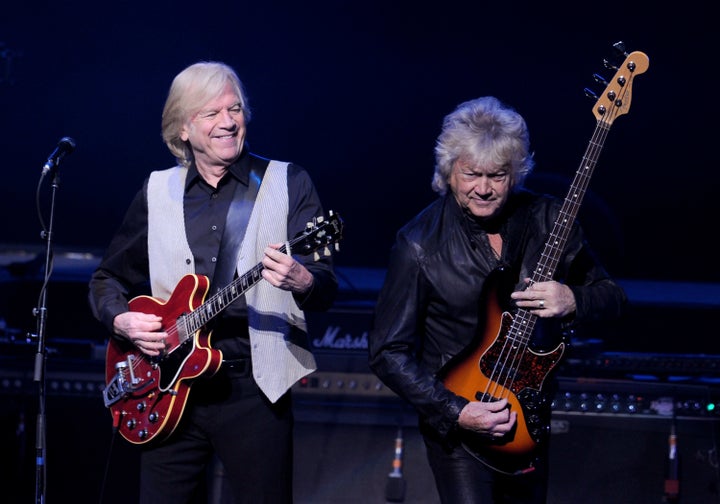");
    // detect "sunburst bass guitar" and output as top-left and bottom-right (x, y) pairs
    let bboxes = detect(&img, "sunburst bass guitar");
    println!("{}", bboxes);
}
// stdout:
(440, 44), (649, 475)
(102, 211), (343, 445)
